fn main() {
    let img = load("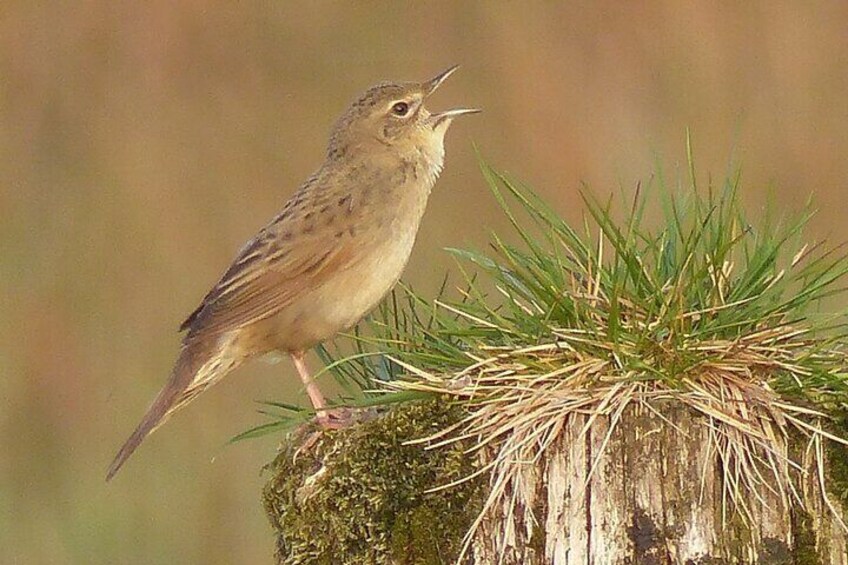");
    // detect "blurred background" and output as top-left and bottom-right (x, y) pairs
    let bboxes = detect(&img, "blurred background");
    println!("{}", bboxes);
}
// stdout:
(2, 2), (847, 563)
